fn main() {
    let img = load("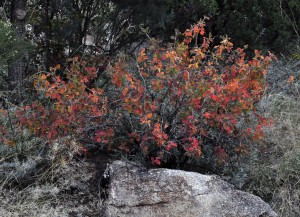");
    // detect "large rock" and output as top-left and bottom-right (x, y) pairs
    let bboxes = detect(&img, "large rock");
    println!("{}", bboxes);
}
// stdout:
(105, 161), (277, 217)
